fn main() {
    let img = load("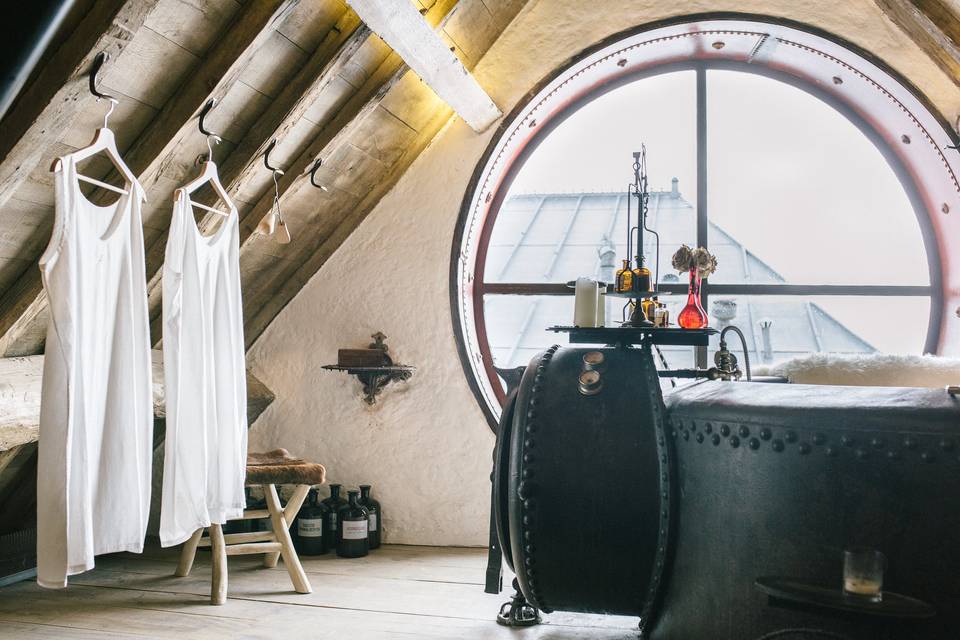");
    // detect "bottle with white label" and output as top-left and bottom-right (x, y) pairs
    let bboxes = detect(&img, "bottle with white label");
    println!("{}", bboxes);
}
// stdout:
(321, 484), (347, 547)
(358, 484), (382, 550)
(336, 490), (369, 558)
(294, 488), (330, 555)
